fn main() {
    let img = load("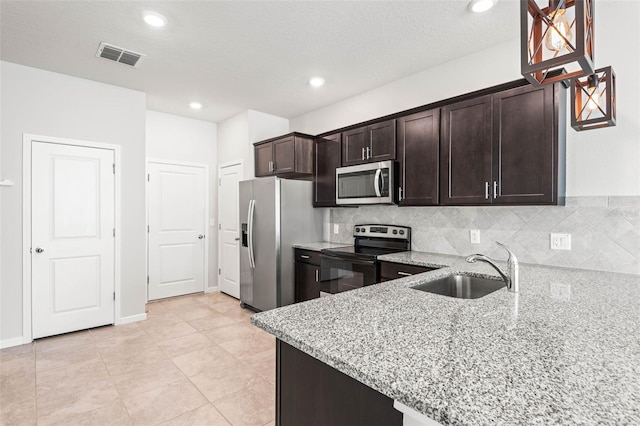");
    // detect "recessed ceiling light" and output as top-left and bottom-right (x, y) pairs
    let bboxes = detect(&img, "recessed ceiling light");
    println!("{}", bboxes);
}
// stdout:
(468, 0), (497, 13)
(189, 102), (203, 110)
(143, 11), (167, 27)
(309, 77), (325, 88)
